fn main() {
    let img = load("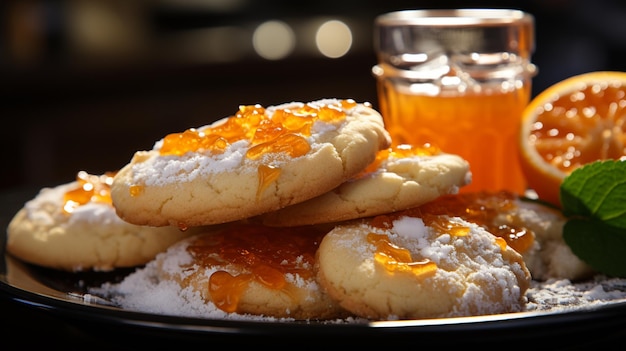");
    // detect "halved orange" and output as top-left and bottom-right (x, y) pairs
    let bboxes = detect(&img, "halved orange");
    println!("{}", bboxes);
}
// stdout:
(519, 71), (626, 207)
